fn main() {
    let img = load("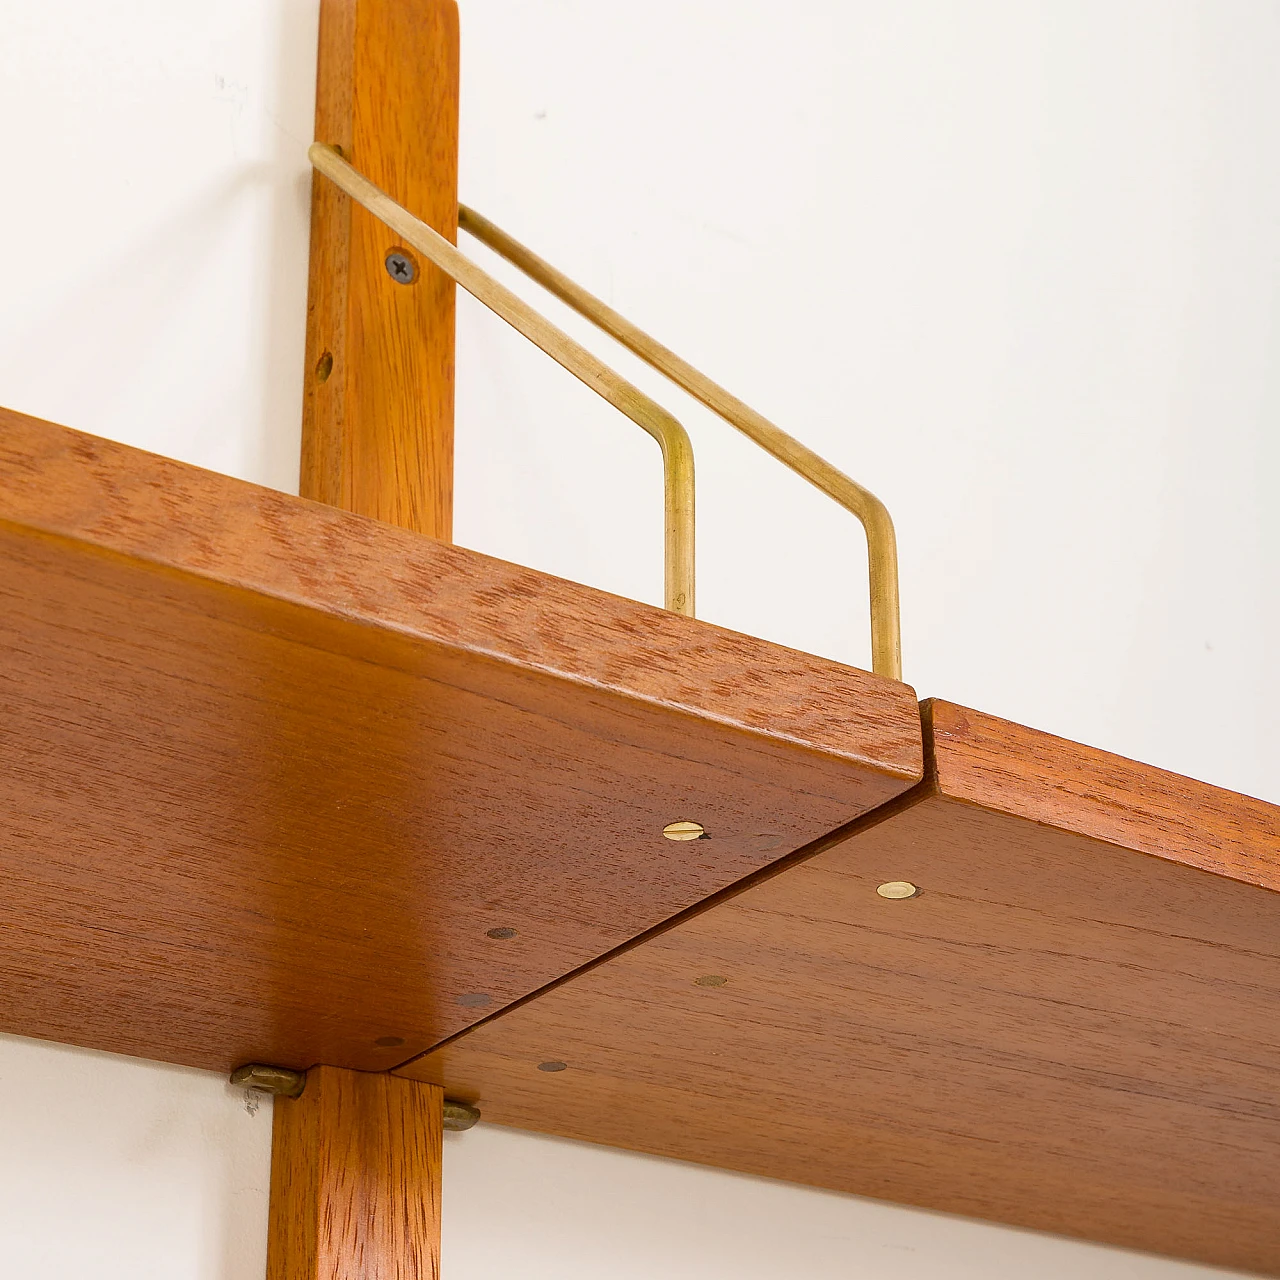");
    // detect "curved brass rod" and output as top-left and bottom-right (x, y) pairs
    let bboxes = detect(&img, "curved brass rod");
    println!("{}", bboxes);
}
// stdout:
(308, 144), (695, 617)
(458, 205), (902, 681)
